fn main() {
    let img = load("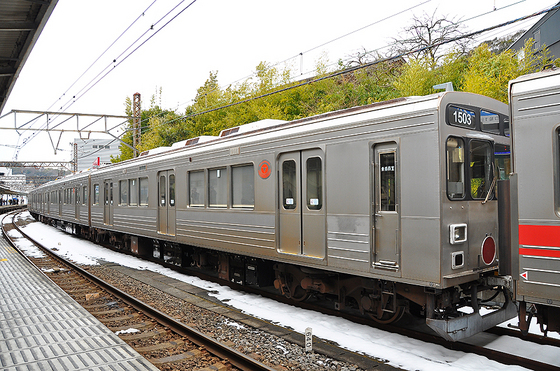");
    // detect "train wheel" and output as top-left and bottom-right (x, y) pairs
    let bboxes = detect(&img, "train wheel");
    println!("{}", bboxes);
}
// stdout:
(290, 285), (311, 302)
(368, 306), (405, 324)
